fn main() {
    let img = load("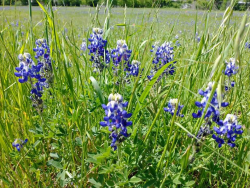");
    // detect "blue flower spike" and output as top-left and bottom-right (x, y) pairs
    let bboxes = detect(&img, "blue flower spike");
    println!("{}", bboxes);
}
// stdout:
(192, 82), (228, 125)
(148, 41), (176, 81)
(213, 114), (243, 148)
(12, 138), (28, 151)
(224, 58), (238, 90)
(14, 39), (53, 112)
(80, 39), (87, 52)
(88, 28), (110, 72)
(126, 60), (141, 77)
(100, 93), (132, 150)
(111, 40), (132, 67)
(164, 99), (184, 117)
